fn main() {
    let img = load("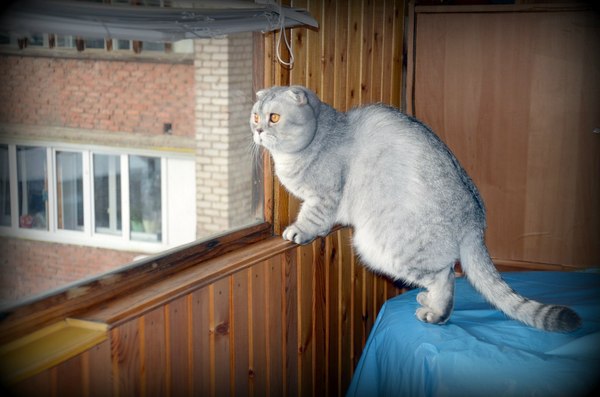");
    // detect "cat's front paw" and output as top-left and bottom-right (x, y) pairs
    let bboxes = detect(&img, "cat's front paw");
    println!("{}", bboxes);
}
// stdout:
(282, 224), (317, 245)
